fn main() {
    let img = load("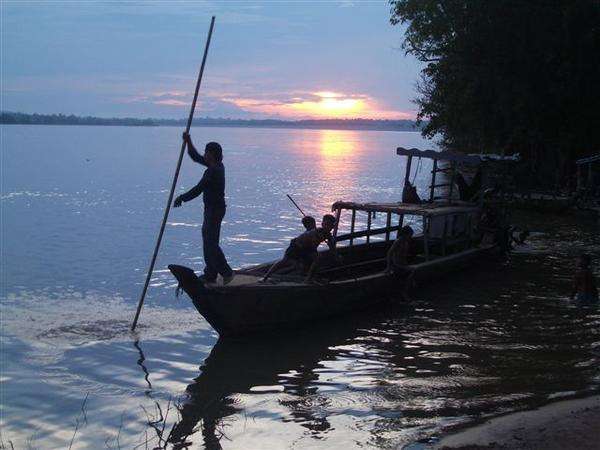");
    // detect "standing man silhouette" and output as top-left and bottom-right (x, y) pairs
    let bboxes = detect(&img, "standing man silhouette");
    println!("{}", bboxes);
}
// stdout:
(174, 132), (234, 285)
